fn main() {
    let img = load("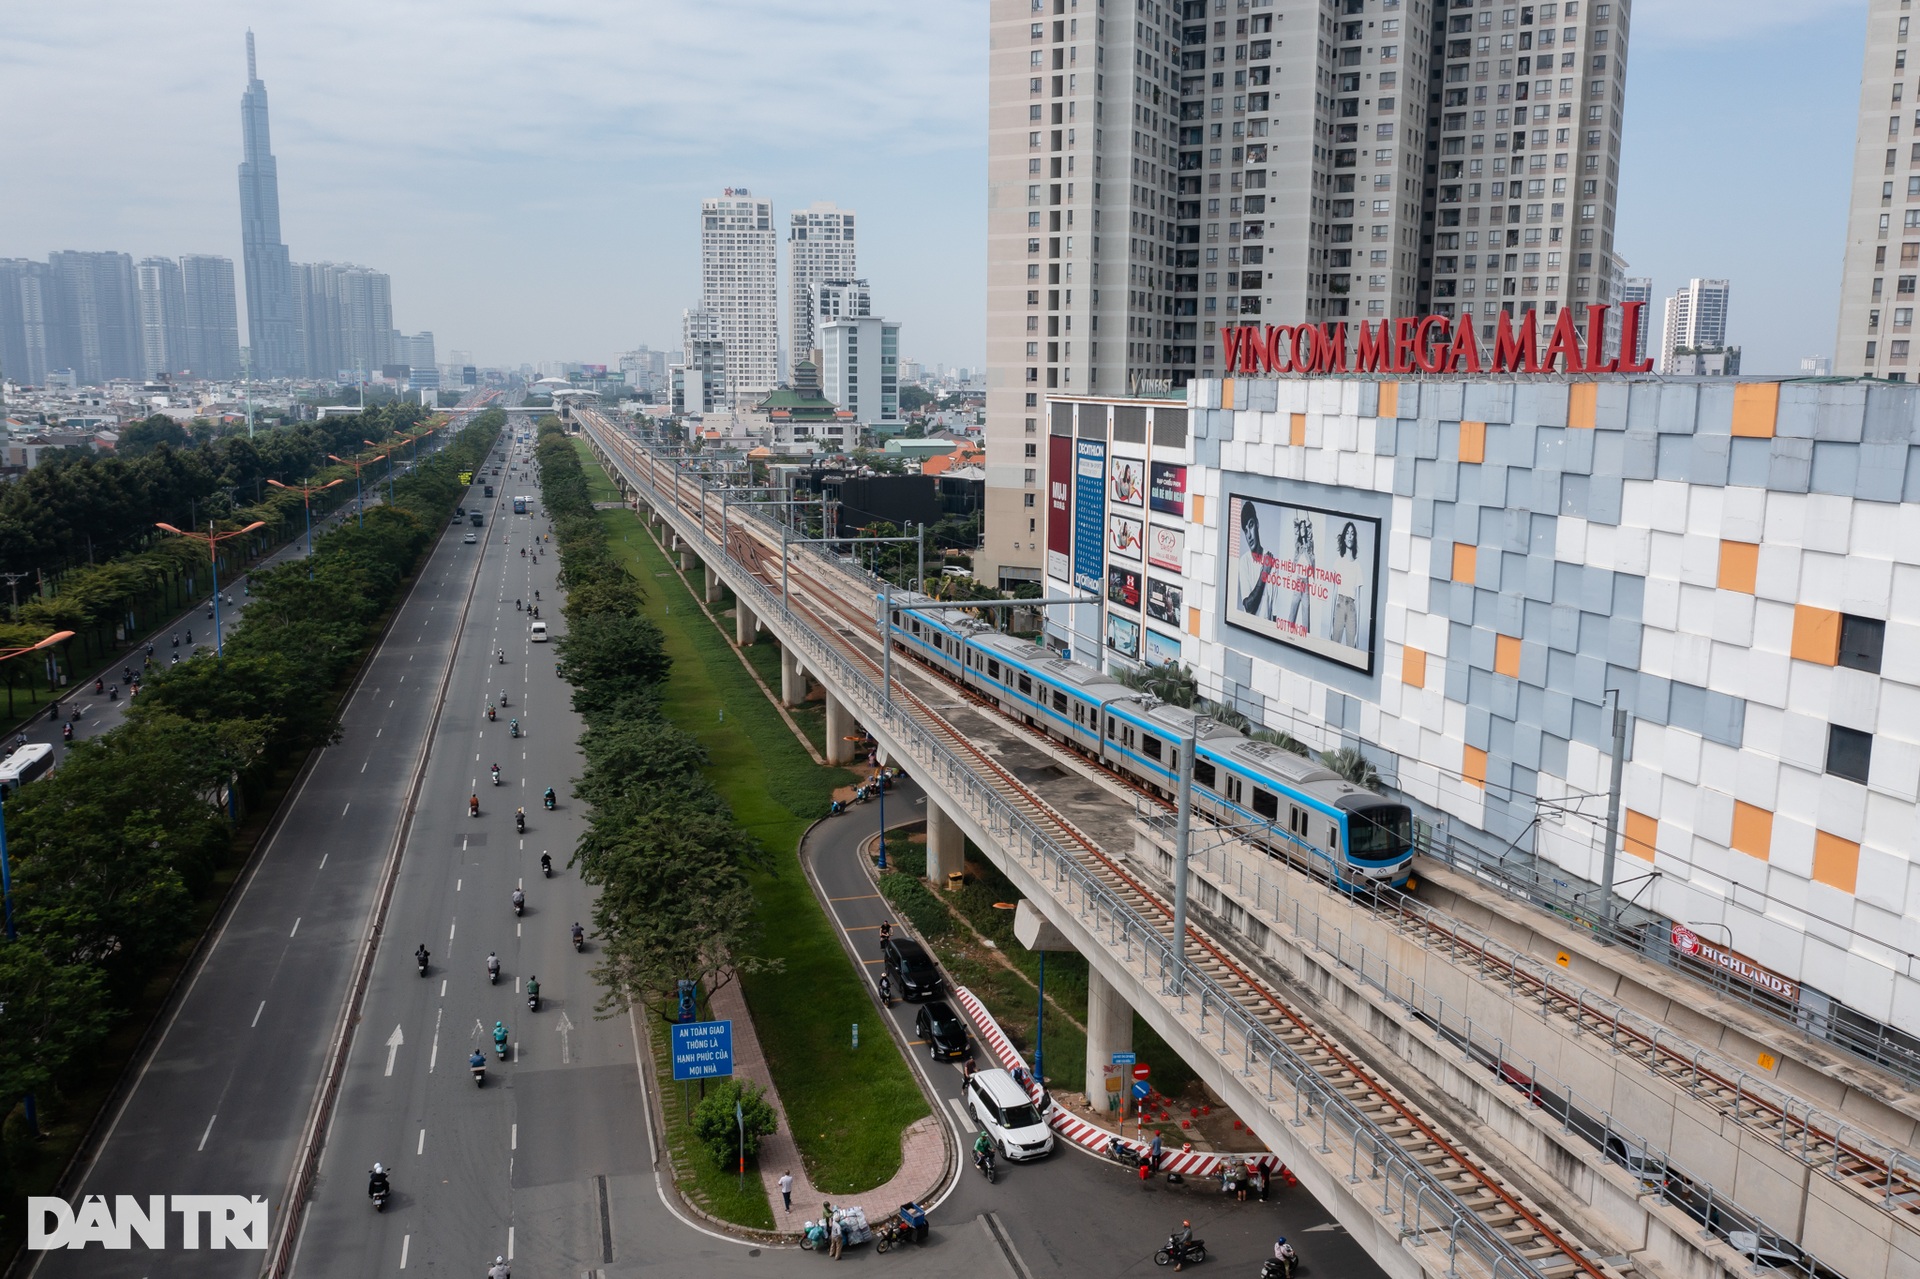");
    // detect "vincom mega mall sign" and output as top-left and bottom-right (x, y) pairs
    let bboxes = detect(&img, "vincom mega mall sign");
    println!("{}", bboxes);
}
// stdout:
(1220, 301), (1657, 377)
